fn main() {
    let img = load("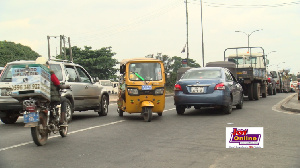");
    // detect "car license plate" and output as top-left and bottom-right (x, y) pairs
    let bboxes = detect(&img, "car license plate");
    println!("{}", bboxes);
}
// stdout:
(24, 112), (39, 123)
(142, 85), (152, 90)
(191, 87), (204, 93)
